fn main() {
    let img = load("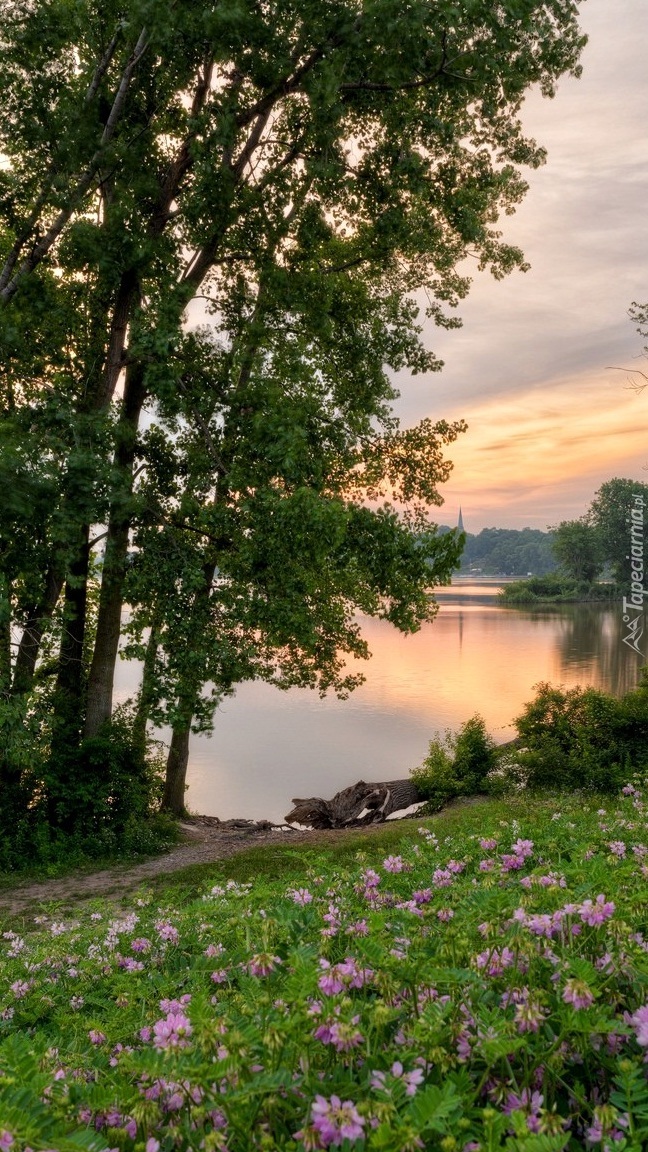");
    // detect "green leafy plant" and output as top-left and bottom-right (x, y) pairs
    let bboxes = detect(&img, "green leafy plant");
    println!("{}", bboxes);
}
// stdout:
(411, 714), (496, 809)
(0, 710), (173, 873)
(0, 792), (647, 1149)
(514, 679), (648, 793)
